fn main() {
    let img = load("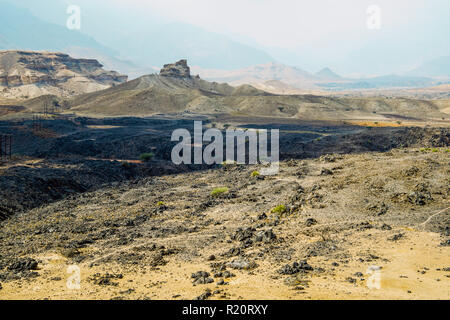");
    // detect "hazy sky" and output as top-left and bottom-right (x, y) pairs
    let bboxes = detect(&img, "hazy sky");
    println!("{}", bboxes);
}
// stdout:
(10, 0), (450, 75)
(123, 0), (427, 46)
(95, 0), (450, 74)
